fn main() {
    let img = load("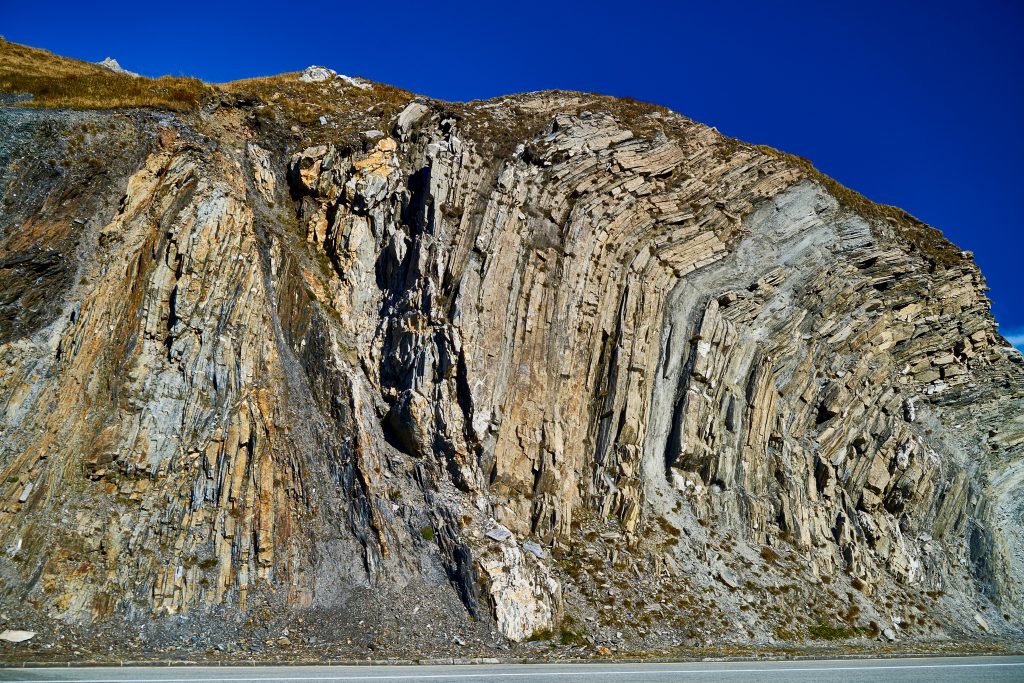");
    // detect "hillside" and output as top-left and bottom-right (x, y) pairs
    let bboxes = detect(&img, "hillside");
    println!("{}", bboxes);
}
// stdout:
(1, 39), (1022, 662)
